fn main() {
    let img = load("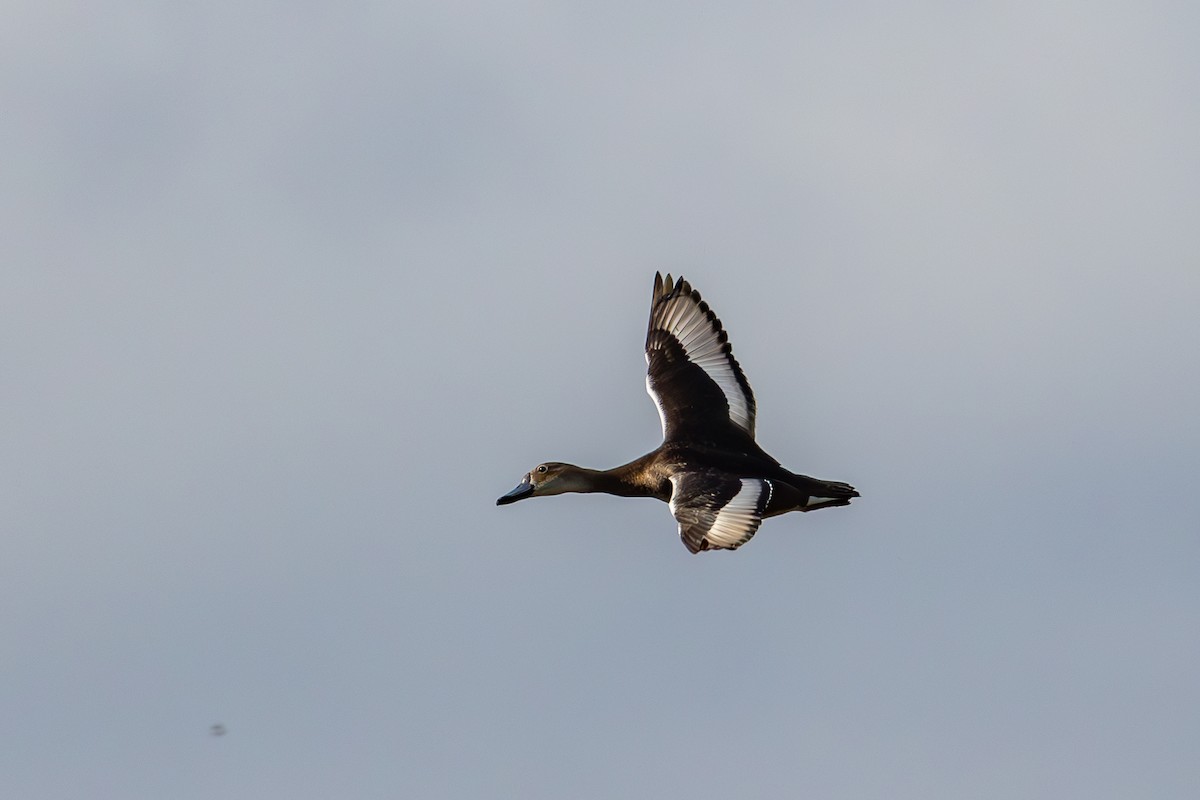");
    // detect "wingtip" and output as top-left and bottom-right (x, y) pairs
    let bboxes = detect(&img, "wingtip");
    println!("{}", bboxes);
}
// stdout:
(661, 273), (694, 302)
(653, 272), (693, 302)
(653, 272), (680, 306)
